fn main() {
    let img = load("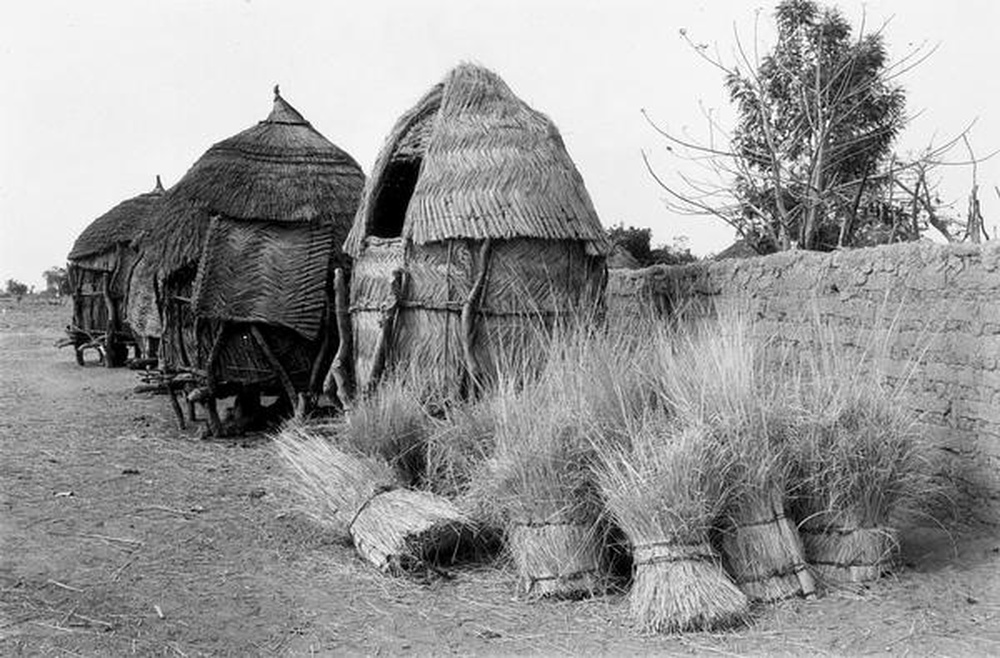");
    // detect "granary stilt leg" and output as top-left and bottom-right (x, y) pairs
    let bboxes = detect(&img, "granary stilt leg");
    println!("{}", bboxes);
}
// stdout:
(167, 386), (186, 430)
(250, 326), (298, 416)
(205, 398), (223, 437)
